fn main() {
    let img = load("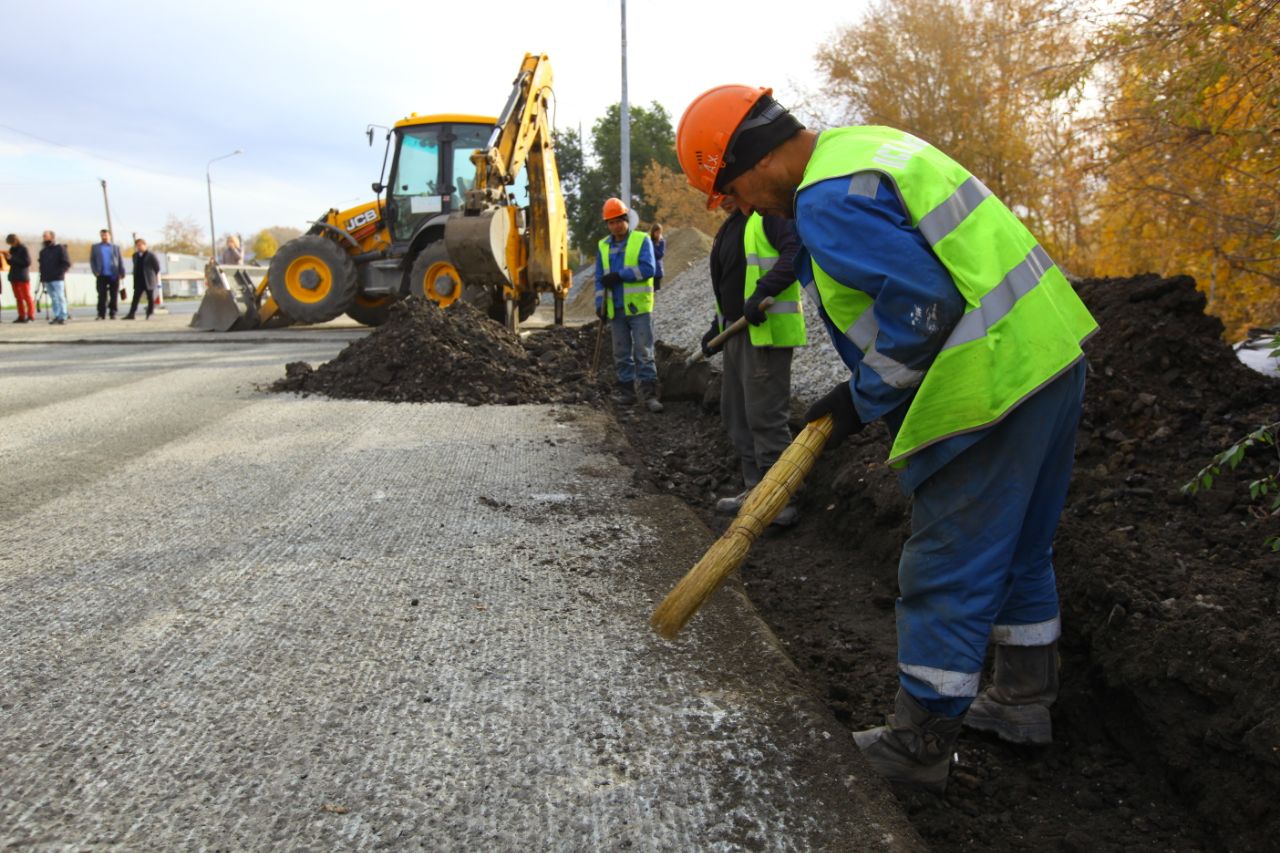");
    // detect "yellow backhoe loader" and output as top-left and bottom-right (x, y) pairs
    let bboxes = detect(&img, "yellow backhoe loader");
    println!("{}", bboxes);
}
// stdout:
(192, 52), (572, 332)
